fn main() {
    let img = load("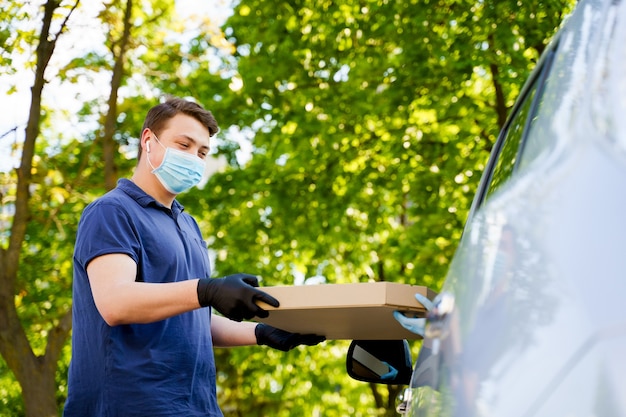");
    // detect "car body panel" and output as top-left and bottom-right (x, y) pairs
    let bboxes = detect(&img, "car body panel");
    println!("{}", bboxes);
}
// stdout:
(406, 0), (626, 415)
